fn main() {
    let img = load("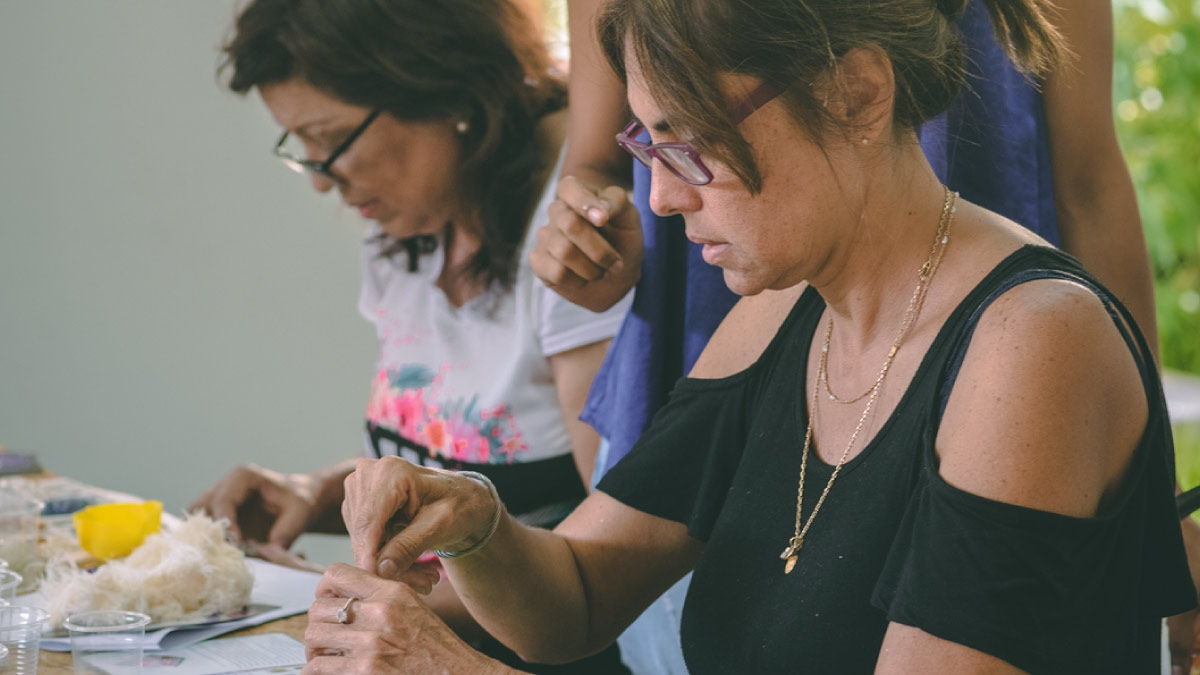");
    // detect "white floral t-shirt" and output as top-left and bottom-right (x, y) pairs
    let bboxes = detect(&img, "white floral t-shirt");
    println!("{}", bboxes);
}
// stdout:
(358, 150), (632, 517)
